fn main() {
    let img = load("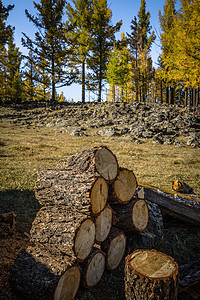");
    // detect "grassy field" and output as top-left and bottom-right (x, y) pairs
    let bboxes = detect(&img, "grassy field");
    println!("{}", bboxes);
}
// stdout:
(0, 107), (200, 299)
